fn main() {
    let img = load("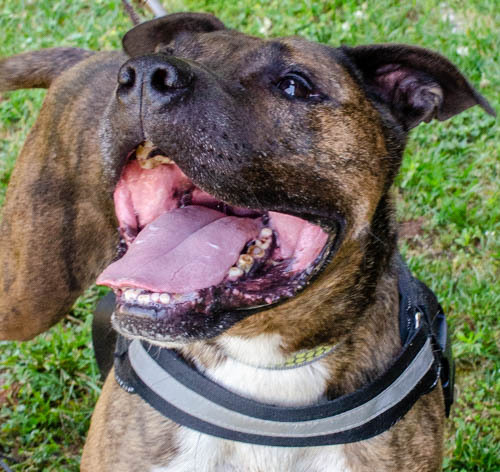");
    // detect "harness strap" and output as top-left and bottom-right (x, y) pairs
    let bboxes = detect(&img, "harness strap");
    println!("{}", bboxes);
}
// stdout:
(397, 255), (454, 416)
(116, 328), (437, 446)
